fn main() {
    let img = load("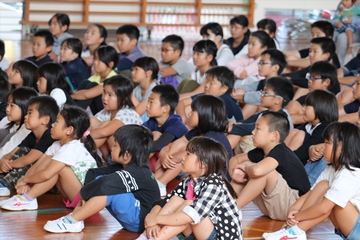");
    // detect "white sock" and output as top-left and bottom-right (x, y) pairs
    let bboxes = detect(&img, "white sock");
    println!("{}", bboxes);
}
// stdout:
(288, 224), (305, 235)
(156, 180), (167, 196)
